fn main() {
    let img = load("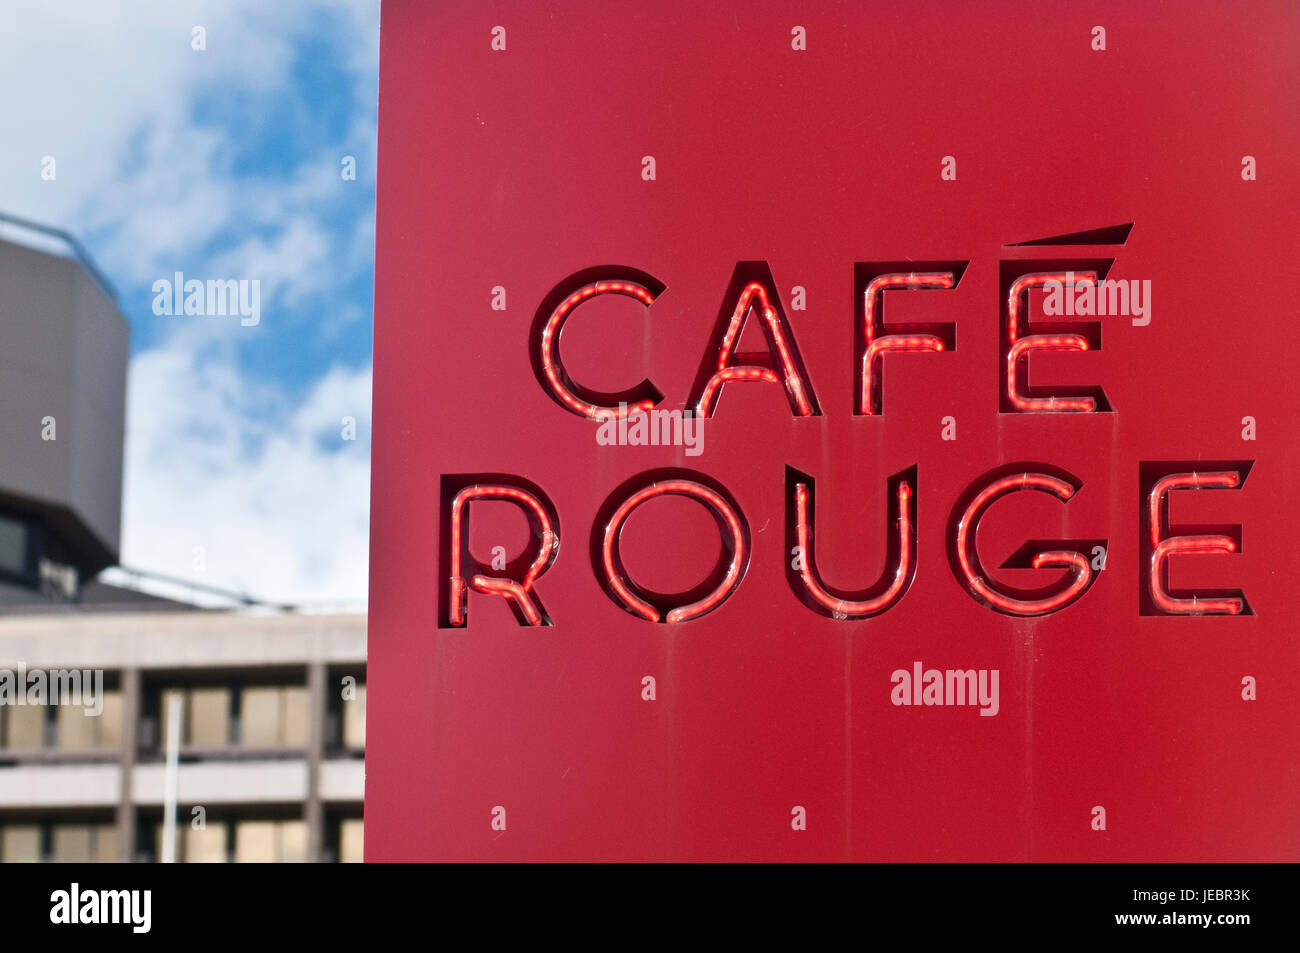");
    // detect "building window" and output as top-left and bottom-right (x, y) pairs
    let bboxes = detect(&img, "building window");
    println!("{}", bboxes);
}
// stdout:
(0, 685), (121, 752)
(150, 816), (308, 862)
(97, 689), (123, 747)
(240, 685), (308, 748)
(327, 668), (366, 753)
(158, 685), (233, 748)
(188, 687), (231, 746)
(339, 818), (364, 863)
(0, 823), (40, 862)
(343, 683), (365, 748)
(1, 704), (45, 749)
(234, 819), (307, 863)
(51, 822), (117, 863)
(55, 689), (122, 749)
(154, 820), (229, 863)
(150, 679), (310, 752)
(185, 822), (229, 863)
(0, 514), (31, 578)
(0, 819), (116, 862)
